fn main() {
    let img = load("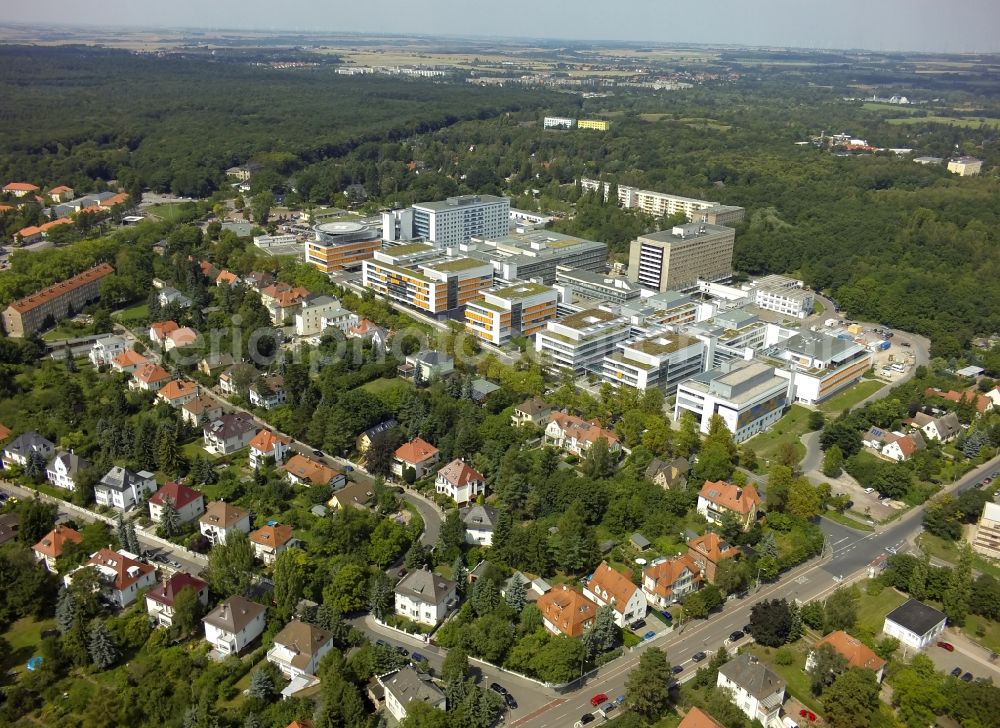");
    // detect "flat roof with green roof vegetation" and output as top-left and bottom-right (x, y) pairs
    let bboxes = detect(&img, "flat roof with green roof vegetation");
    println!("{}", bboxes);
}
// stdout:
(371, 260), (431, 282)
(628, 334), (699, 356)
(427, 258), (489, 273)
(559, 308), (621, 328)
(386, 242), (434, 256)
(490, 282), (553, 300)
(467, 299), (507, 313)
